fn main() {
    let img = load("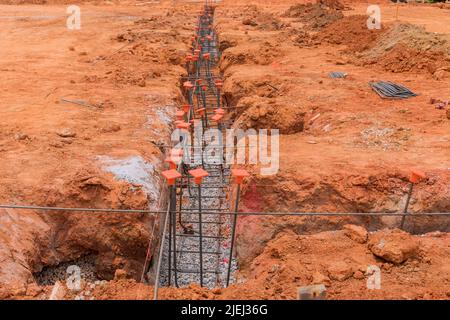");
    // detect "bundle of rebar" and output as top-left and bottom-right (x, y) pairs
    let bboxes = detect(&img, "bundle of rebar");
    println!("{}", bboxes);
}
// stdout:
(369, 81), (417, 99)
(328, 71), (347, 79)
